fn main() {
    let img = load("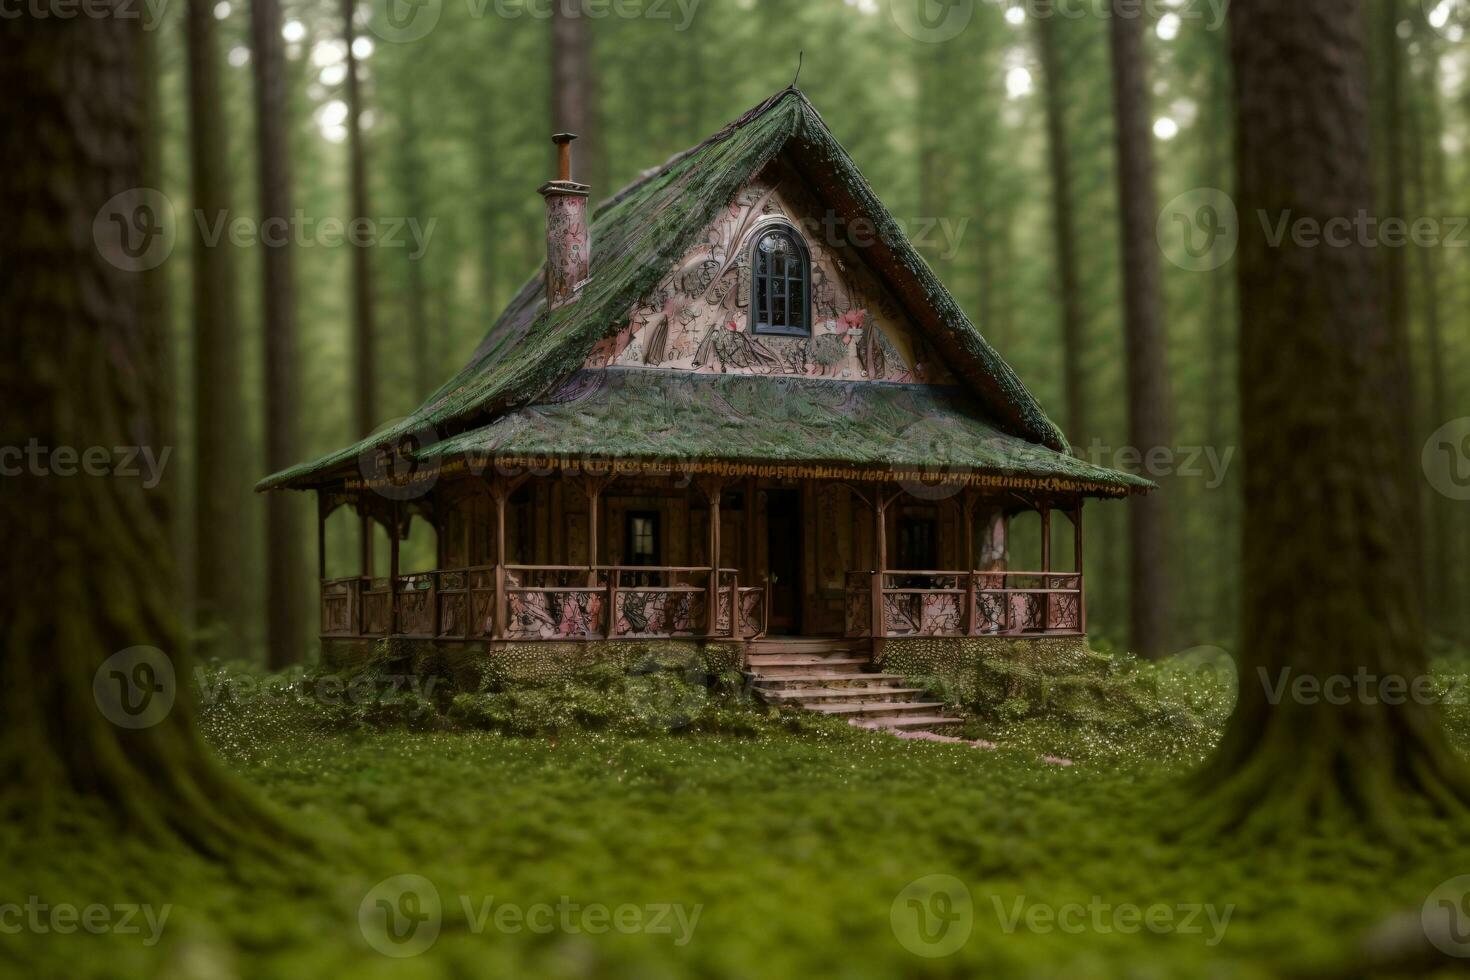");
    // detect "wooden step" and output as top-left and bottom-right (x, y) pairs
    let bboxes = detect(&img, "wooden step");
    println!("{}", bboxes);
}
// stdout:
(745, 656), (869, 668)
(748, 637), (863, 655)
(748, 672), (908, 689)
(745, 660), (868, 677)
(850, 715), (965, 731)
(760, 686), (930, 704)
(806, 701), (943, 717)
